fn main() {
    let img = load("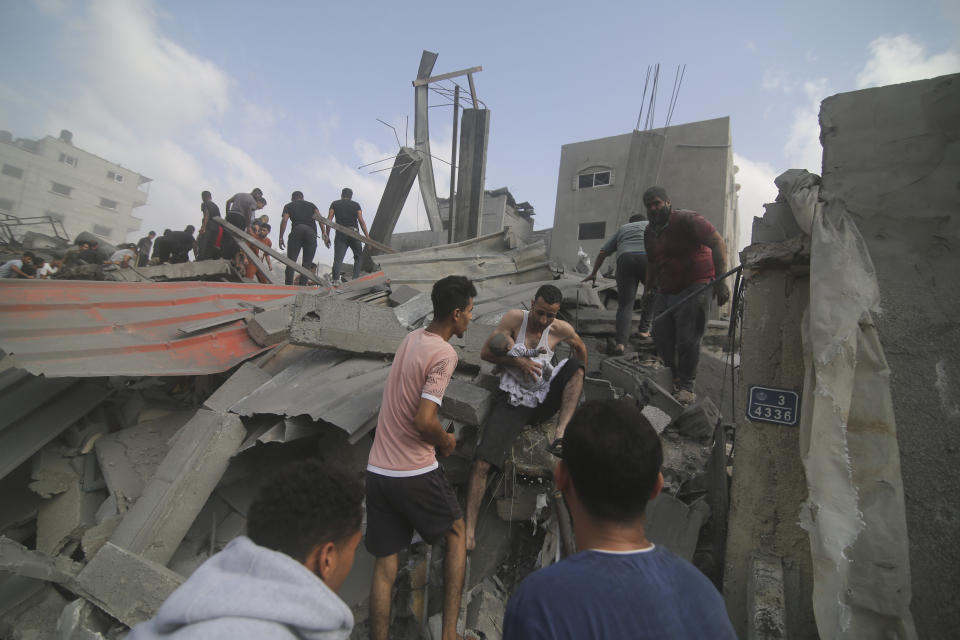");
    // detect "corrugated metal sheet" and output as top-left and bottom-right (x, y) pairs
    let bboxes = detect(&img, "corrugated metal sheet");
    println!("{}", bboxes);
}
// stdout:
(0, 280), (301, 377)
